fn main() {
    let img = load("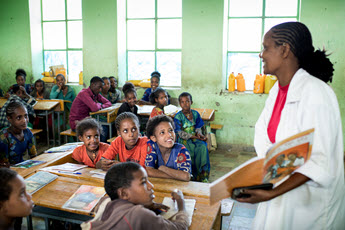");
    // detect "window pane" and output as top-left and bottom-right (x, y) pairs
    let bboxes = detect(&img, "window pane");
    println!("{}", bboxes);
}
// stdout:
(67, 0), (82, 20)
(128, 51), (155, 80)
(264, 18), (297, 34)
(68, 51), (83, 82)
(68, 21), (83, 48)
(44, 51), (67, 71)
(228, 19), (262, 51)
(229, 0), (263, 17)
(42, 0), (65, 20)
(157, 52), (181, 87)
(157, 19), (181, 49)
(227, 53), (260, 90)
(43, 22), (66, 49)
(127, 20), (155, 50)
(157, 0), (182, 18)
(127, 0), (155, 18)
(265, 0), (298, 16)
